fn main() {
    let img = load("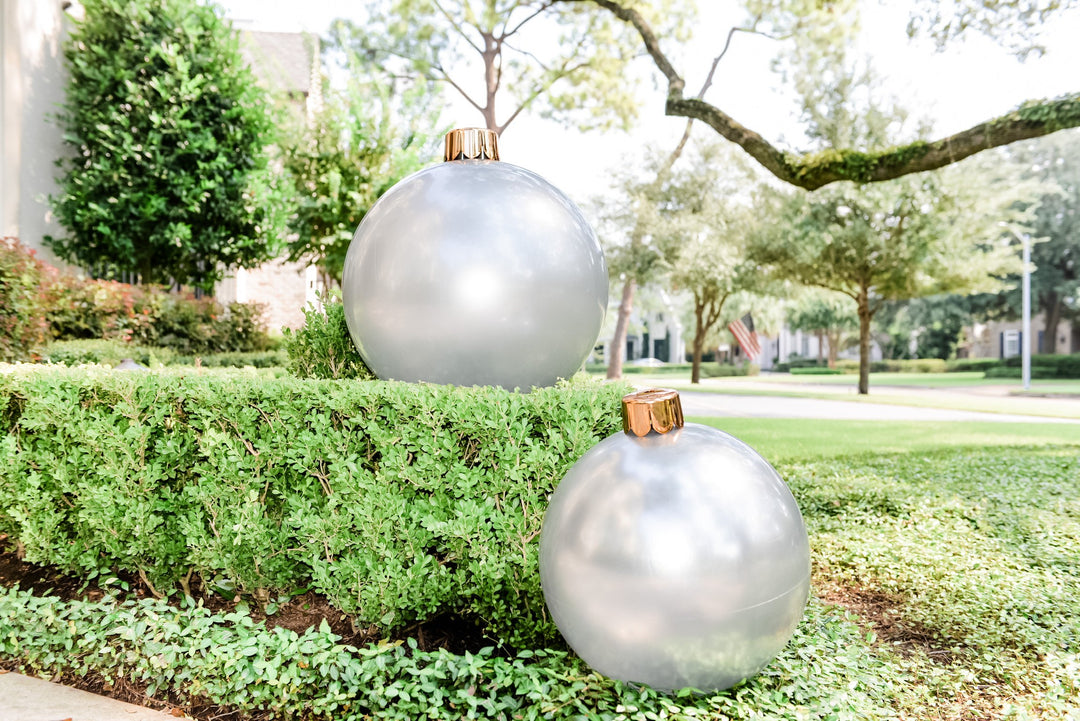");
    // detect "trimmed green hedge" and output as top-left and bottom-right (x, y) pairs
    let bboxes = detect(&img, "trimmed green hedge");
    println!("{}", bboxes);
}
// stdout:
(40, 339), (287, 370)
(945, 358), (1002, 372)
(834, 359), (947, 374)
(584, 363), (694, 375)
(0, 368), (627, 647)
(790, 367), (843, 375)
(985, 365), (1063, 379)
(1003, 353), (1080, 378)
